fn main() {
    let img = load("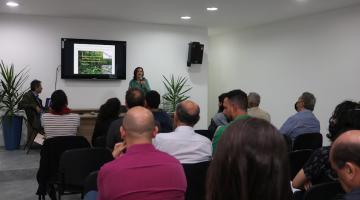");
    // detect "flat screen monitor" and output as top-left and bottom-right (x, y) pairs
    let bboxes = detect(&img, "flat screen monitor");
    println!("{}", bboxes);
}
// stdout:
(61, 38), (126, 79)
